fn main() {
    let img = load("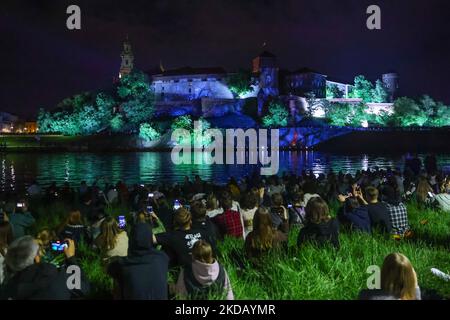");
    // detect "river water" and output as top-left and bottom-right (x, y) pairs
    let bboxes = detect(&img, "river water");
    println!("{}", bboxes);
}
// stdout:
(1, 152), (449, 192)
